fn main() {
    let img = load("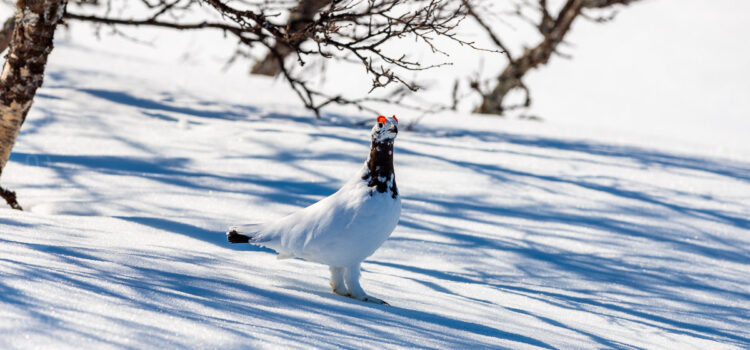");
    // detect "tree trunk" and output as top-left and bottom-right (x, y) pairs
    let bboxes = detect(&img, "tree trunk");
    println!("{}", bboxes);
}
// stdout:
(250, 0), (329, 76)
(0, 16), (14, 53)
(0, 0), (68, 209)
(476, 0), (584, 115)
